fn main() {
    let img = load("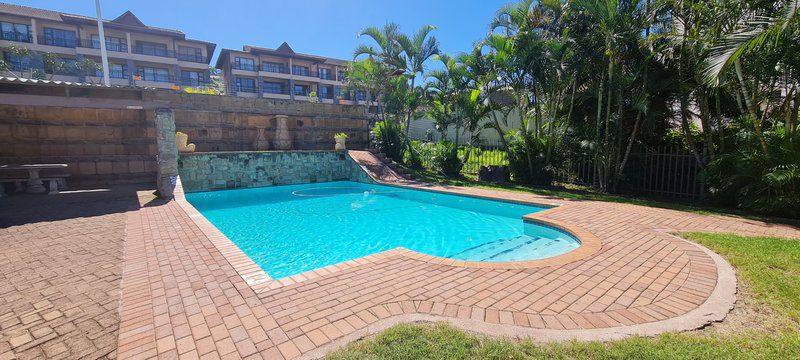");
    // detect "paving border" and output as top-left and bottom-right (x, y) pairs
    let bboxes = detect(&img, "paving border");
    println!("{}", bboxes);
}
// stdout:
(297, 233), (737, 359)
